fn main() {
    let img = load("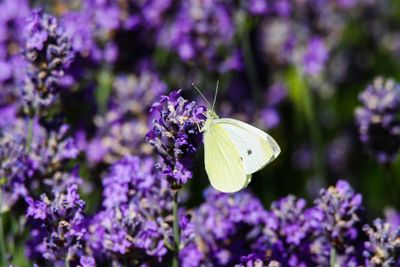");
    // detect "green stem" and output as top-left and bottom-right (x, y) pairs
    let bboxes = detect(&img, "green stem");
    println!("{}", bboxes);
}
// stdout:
(65, 257), (70, 267)
(26, 116), (34, 153)
(172, 190), (180, 267)
(0, 211), (7, 266)
(329, 247), (338, 267)
(238, 12), (262, 102)
(303, 80), (326, 182)
(384, 165), (398, 207)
